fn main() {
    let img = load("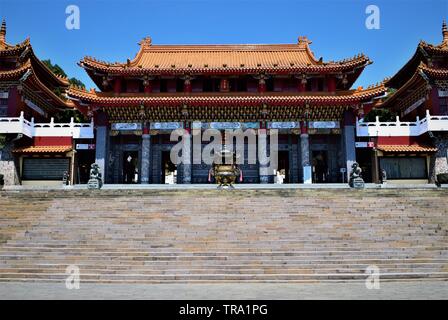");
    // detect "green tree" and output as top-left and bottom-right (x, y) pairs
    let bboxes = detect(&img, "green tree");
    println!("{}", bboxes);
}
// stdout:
(42, 59), (67, 77)
(69, 77), (85, 88)
(363, 108), (397, 122)
(42, 60), (87, 123)
(54, 109), (88, 123)
(42, 59), (85, 88)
